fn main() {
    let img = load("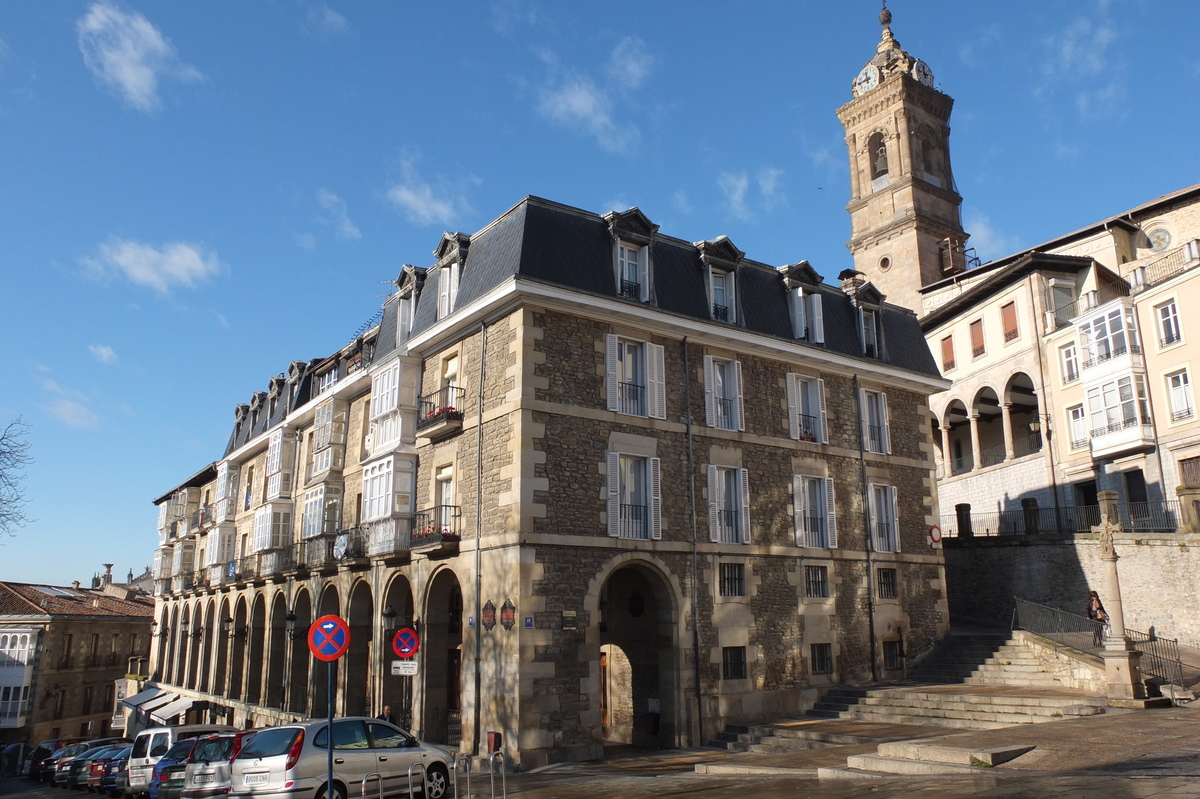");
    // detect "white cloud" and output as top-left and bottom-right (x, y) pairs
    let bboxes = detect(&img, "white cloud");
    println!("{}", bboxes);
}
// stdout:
(718, 172), (751, 221)
(758, 167), (784, 207)
(316, 189), (361, 240)
(490, 0), (539, 36)
(385, 158), (462, 227)
(964, 211), (1019, 264)
(294, 232), (317, 250)
(1036, 15), (1124, 120)
(538, 74), (636, 154)
(672, 190), (693, 215)
(83, 238), (223, 294)
(607, 37), (653, 90)
(76, 2), (202, 113)
(89, 344), (118, 364)
(305, 3), (352, 37)
(1047, 18), (1116, 77)
(42, 380), (99, 429)
(214, 312), (229, 329)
